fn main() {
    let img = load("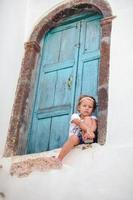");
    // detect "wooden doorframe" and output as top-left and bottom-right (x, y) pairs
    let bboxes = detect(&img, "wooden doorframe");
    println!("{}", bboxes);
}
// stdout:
(4, 0), (115, 157)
